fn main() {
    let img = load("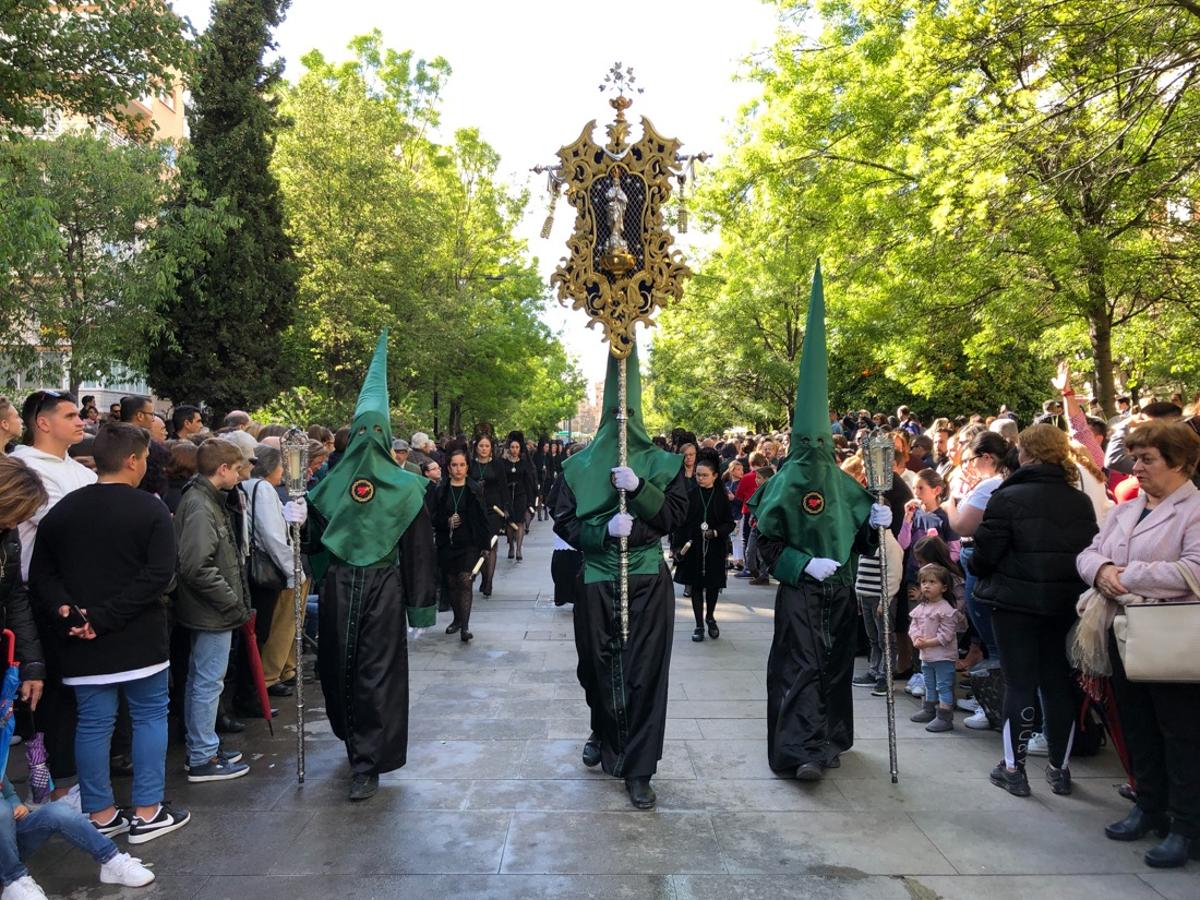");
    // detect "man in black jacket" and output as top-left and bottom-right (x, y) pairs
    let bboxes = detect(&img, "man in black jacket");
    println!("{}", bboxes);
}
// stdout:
(30, 423), (191, 845)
